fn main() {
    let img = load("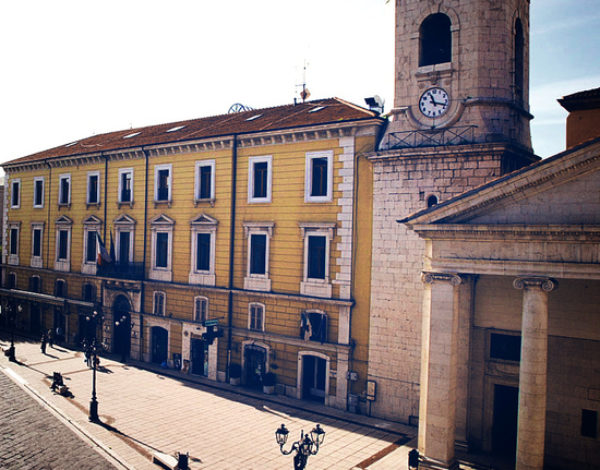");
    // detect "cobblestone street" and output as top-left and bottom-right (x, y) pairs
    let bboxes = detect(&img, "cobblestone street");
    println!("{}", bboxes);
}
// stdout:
(1, 333), (416, 469)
